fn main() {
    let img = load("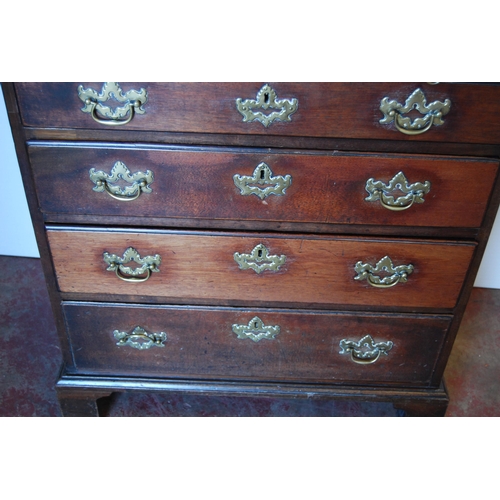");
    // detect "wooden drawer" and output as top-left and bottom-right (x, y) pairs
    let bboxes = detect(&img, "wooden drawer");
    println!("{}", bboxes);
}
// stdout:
(29, 143), (498, 229)
(63, 302), (451, 386)
(15, 82), (500, 144)
(7, 78), (500, 417)
(47, 228), (475, 310)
